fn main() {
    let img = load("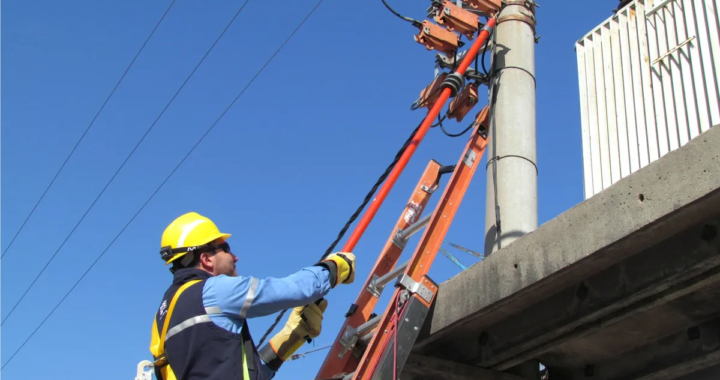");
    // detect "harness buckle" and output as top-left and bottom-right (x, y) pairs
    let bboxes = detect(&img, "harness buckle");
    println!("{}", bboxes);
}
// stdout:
(153, 354), (168, 368)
